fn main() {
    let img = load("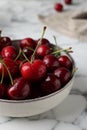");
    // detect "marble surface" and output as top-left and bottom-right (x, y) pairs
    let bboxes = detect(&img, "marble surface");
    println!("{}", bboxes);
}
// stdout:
(0, 0), (87, 129)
